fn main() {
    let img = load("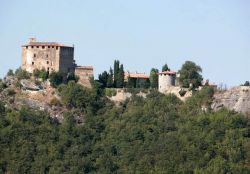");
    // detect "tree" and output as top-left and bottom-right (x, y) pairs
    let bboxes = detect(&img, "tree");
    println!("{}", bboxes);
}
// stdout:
(113, 60), (120, 88)
(149, 68), (159, 88)
(178, 61), (203, 88)
(243, 81), (250, 86)
(67, 73), (79, 83)
(162, 64), (170, 71)
(107, 68), (114, 88)
(33, 69), (48, 81)
(49, 72), (63, 87)
(116, 64), (124, 88)
(7, 69), (14, 76)
(15, 68), (30, 80)
(98, 71), (109, 88)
